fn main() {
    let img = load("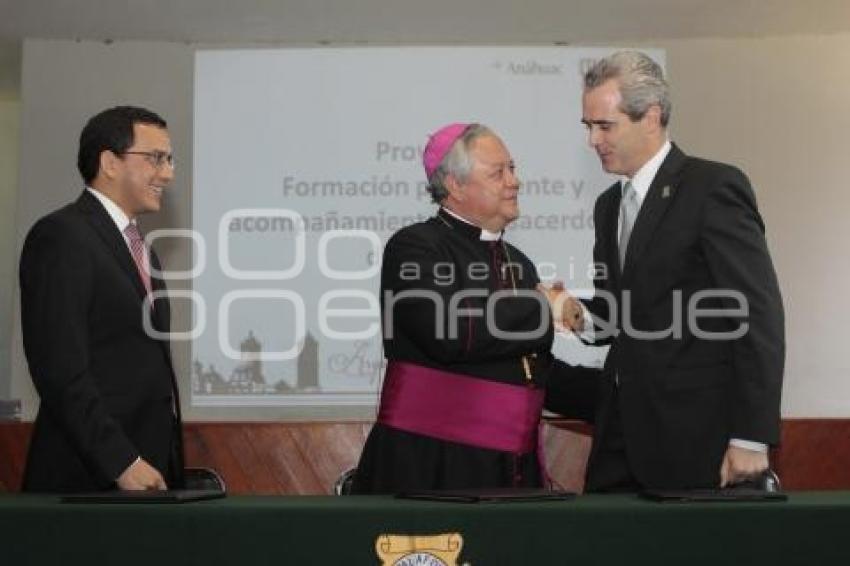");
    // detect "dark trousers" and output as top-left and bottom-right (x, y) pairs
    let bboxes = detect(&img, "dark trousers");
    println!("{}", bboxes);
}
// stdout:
(585, 385), (640, 493)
